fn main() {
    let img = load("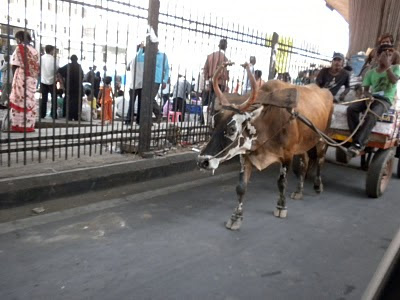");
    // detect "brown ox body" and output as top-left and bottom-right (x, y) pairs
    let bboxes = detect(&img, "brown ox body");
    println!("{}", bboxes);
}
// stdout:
(198, 63), (333, 230)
